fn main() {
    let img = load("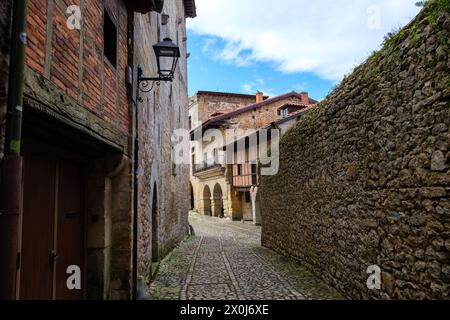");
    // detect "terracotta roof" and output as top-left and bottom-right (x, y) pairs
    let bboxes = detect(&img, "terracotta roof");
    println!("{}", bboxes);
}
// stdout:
(196, 91), (268, 100)
(201, 91), (302, 128)
(183, 0), (196, 18)
(277, 102), (311, 110)
(221, 108), (312, 150)
(270, 107), (312, 126)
